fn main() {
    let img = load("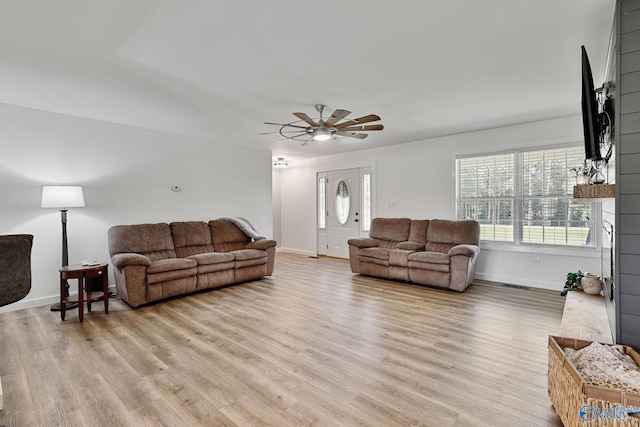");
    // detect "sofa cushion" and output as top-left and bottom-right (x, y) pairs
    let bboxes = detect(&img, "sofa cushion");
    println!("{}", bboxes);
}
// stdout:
(170, 221), (215, 257)
(359, 247), (391, 267)
(146, 258), (198, 285)
(369, 218), (411, 242)
(209, 219), (251, 252)
(188, 252), (236, 273)
(108, 223), (177, 261)
(197, 261), (235, 274)
(147, 258), (197, 274)
(187, 252), (235, 265)
(359, 247), (390, 260)
(231, 249), (267, 261)
(408, 219), (429, 245)
(231, 249), (268, 269)
(408, 251), (450, 273)
(425, 219), (480, 253)
(408, 251), (450, 265)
